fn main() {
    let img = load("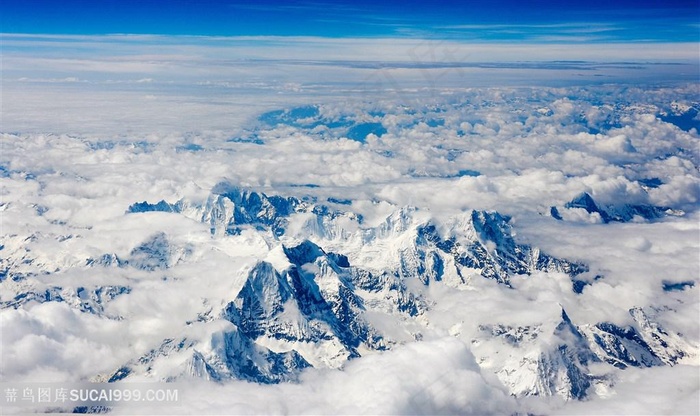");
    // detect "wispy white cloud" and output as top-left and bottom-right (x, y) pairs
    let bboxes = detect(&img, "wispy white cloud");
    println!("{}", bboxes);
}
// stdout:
(436, 21), (621, 41)
(2, 34), (698, 63)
